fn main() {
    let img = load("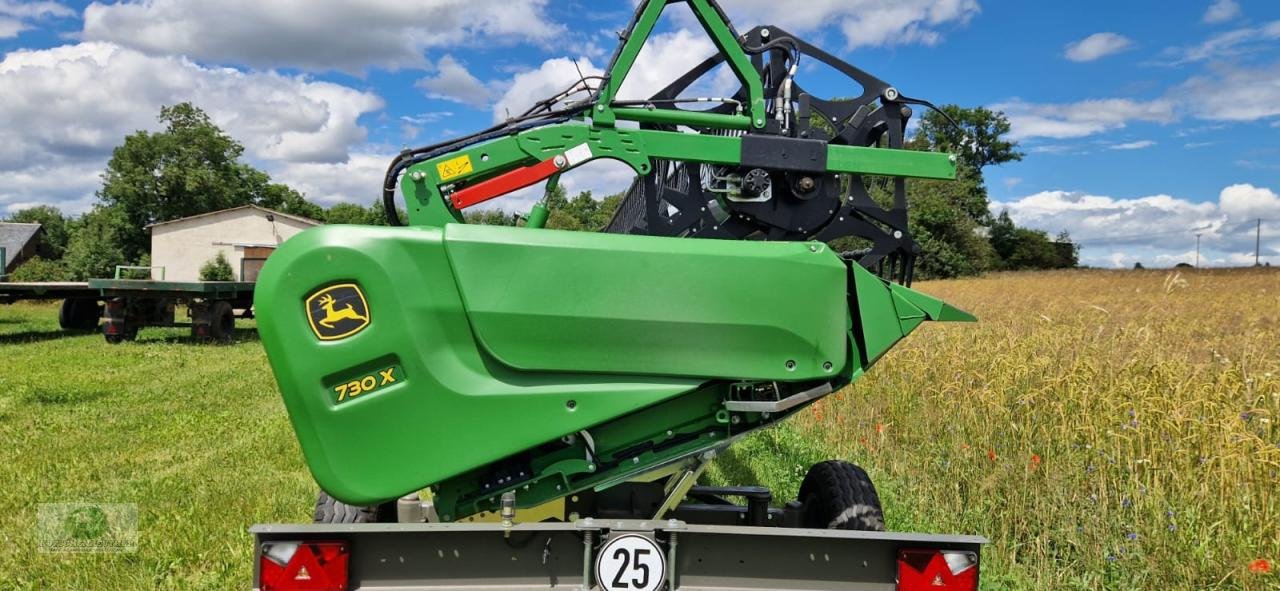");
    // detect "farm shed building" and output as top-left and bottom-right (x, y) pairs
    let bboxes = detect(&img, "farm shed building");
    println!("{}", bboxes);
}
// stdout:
(0, 222), (42, 274)
(148, 205), (319, 282)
